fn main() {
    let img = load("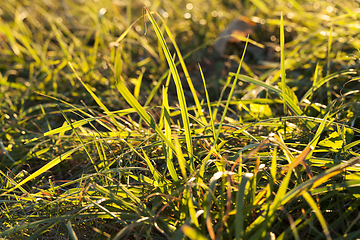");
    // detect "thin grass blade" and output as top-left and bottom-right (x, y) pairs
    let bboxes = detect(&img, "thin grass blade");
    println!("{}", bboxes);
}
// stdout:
(280, 12), (287, 114)
(215, 38), (249, 147)
(181, 225), (208, 240)
(144, 7), (194, 171)
(302, 191), (331, 240)
(0, 145), (80, 195)
(235, 173), (251, 240)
